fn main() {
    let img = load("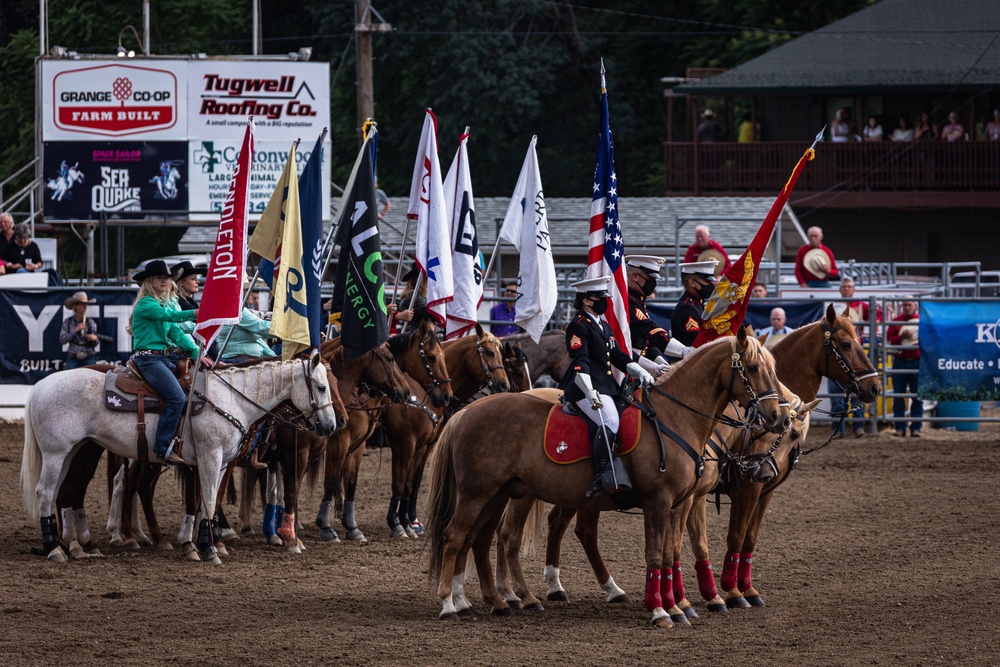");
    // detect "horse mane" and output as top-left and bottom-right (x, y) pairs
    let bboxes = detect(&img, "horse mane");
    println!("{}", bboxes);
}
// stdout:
(669, 333), (772, 372)
(386, 331), (420, 356)
(503, 329), (563, 344)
